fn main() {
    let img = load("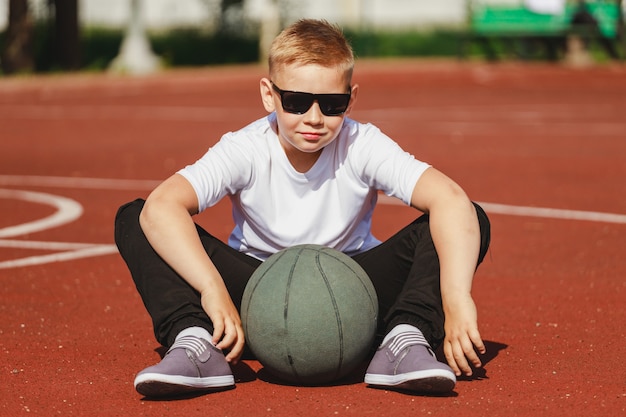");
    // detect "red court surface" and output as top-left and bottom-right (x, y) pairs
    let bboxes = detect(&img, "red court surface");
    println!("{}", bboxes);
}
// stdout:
(1, 59), (625, 416)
